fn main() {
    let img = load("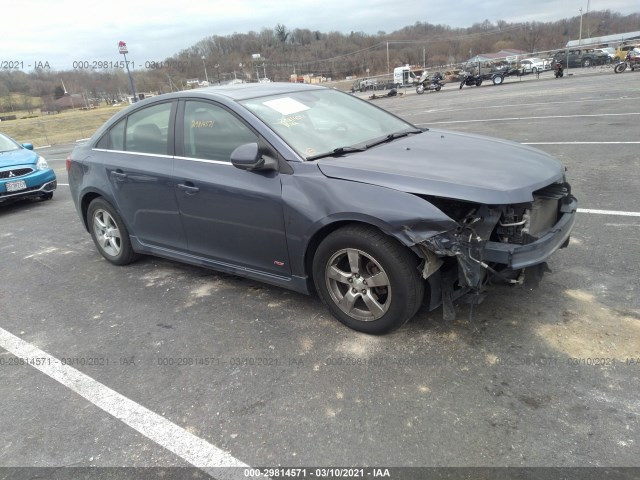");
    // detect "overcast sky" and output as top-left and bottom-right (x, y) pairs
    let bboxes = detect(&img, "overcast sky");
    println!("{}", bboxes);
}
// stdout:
(4, 0), (639, 71)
